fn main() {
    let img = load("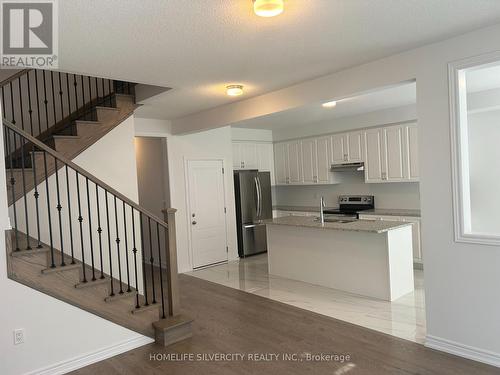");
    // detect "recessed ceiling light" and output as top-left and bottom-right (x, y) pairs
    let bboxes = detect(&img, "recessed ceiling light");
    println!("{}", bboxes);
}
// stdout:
(322, 101), (337, 108)
(253, 0), (284, 17)
(226, 85), (244, 96)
